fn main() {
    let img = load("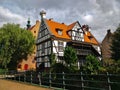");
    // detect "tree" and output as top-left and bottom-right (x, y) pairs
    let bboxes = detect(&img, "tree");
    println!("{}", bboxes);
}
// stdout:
(111, 25), (120, 61)
(64, 46), (78, 68)
(82, 54), (101, 74)
(0, 23), (35, 70)
(49, 53), (56, 67)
